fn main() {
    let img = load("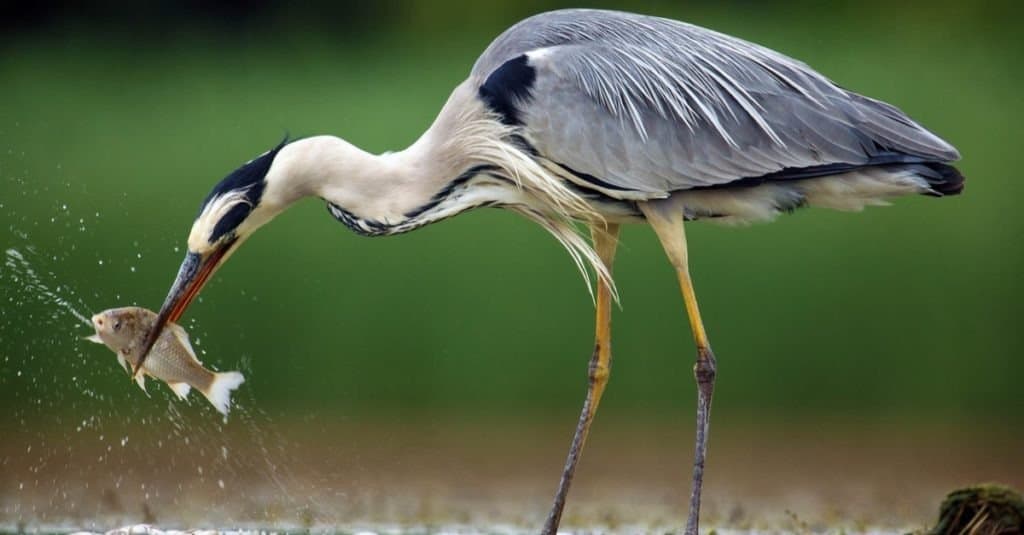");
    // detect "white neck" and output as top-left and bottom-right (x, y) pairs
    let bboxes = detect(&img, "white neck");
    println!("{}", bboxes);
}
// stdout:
(258, 81), (499, 231)
(262, 135), (444, 222)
